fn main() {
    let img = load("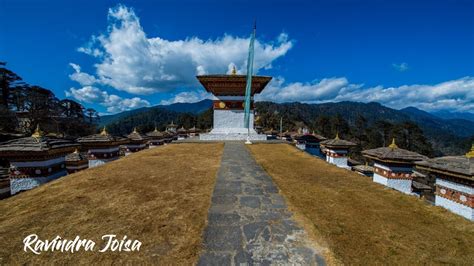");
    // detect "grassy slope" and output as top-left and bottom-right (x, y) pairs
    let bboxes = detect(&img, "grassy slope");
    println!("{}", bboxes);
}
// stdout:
(0, 143), (224, 265)
(249, 144), (474, 265)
